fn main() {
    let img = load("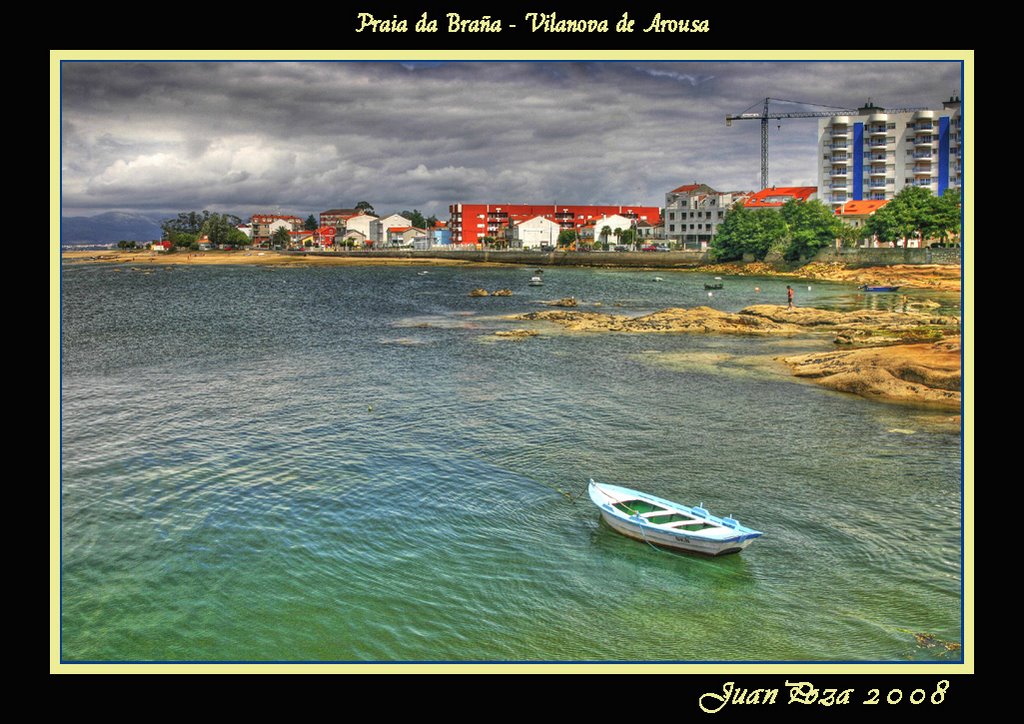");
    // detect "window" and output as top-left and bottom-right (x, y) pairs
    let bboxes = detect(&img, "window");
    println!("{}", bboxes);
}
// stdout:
(669, 224), (675, 232)
(669, 212), (675, 220)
